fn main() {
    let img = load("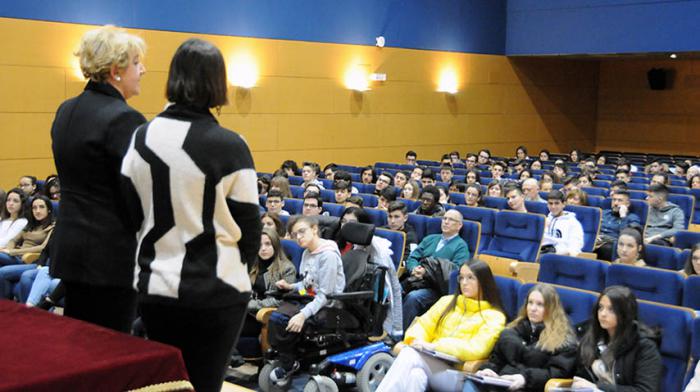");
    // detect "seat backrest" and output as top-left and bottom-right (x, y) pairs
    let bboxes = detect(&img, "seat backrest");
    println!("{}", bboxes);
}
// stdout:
(518, 283), (597, 326)
(644, 244), (683, 270)
(627, 182), (649, 191)
(453, 205), (497, 252)
(683, 275), (700, 310)
(319, 189), (335, 203)
(397, 198), (421, 212)
(407, 214), (428, 242)
(582, 186), (608, 197)
(668, 194), (694, 229)
(483, 211), (545, 262)
(483, 196), (508, 210)
(637, 300), (695, 392)
(282, 198), (303, 215)
(425, 217), (481, 258)
(674, 230), (700, 250)
(281, 239), (304, 277)
(358, 193), (378, 208)
(628, 190), (649, 200)
(494, 275), (523, 321)
(686, 318), (700, 388)
(524, 200), (548, 215)
(538, 254), (608, 292)
(591, 180), (611, 189)
(599, 198), (650, 227)
(691, 189), (700, 225)
(668, 185), (691, 195)
(564, 205), (601, 252)
(365, 208), (388, 227)
(374, 228), (406, 269)
(323, 202), (345, 217)
(449, 192), (466, 205)
(288, 176), (304, 186)
(289, 185), (305, 199)
(605, 264), (684, 305)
